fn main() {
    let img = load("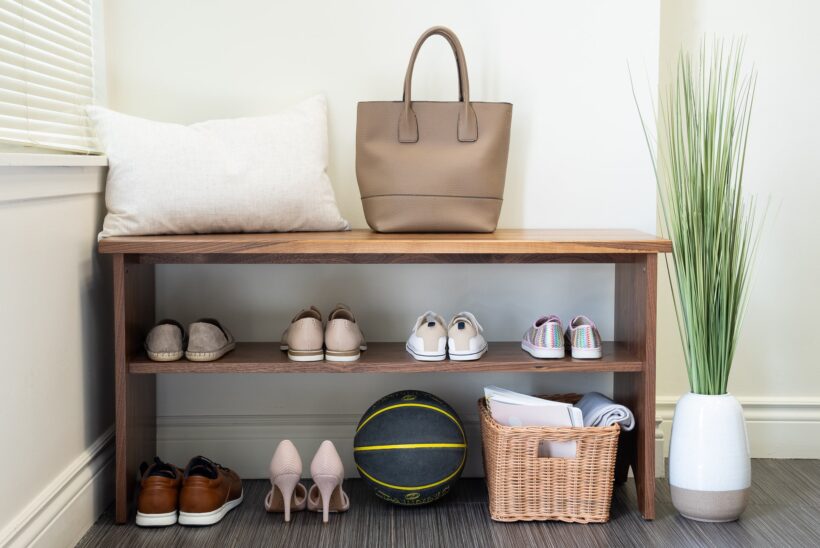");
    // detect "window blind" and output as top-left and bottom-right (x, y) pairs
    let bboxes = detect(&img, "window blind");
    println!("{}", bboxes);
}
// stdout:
(0, 0), (98, 153)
